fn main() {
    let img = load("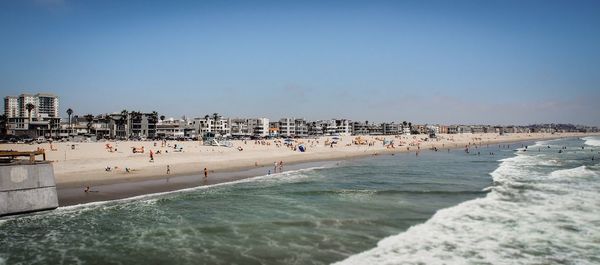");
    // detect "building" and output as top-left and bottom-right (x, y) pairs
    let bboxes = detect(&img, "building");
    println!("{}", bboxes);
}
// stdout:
(438, 125), (449, 134)
(231, 118), (270, 137)
(322, 119), (351, 135)
(156, 118), (186, 139)
(128, 112), (158, 139)
(230, 118), (250, 137)
(278, 118), (295, 137)
(248, 118), (270, 137)
(351, 122), (370, 135)
(382, 122), (401, 135)
(3, 93), (61, 137)
(4, 96), (18, 118)
(294, 118), (308, 138)
(192, 114), (231, 137)
(307, 121), (324, 136)
(426, 125), (440, 135)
